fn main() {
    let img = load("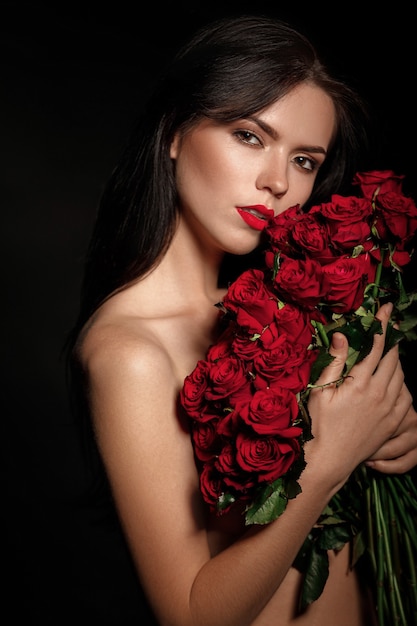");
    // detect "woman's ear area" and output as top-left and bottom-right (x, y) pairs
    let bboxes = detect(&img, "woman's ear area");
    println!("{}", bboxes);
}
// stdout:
(170, 133), (180, 159)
